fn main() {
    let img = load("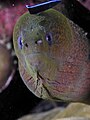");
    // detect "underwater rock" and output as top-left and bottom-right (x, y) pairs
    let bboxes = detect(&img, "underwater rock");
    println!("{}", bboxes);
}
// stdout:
(13, 8), (90, 103)
(18, 103), (90, 120)
(0, 3), (27, 44)
(0, 44), (13, 92)
(0, 1), (34, 92)
(77, 0), (90, 11)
